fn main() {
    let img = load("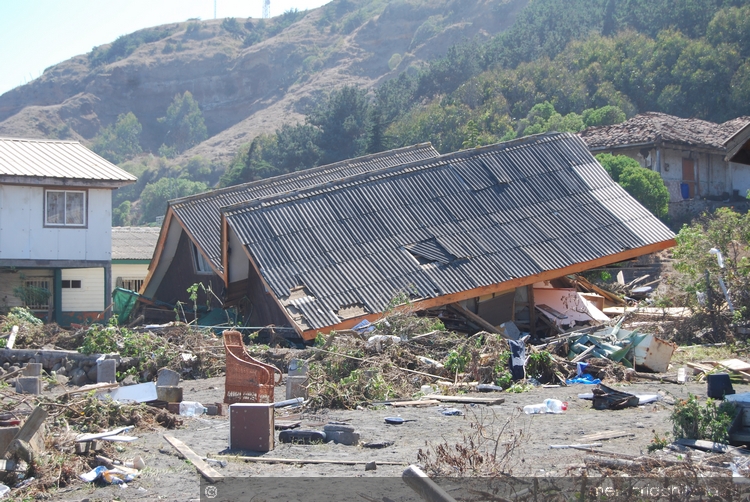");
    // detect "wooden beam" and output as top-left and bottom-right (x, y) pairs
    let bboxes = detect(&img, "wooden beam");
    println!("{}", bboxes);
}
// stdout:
(221, 215), (229, 287)
(447, 303), (502, 335)
(163, 434), (223, 483)
(423, 395), (505, 405)
(0, 407), (47, 458)
(220, 455), (405, 466)
(300, 239), (675, 339)
(139, 208), (174, 295)
(527, 284), (537, 334)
